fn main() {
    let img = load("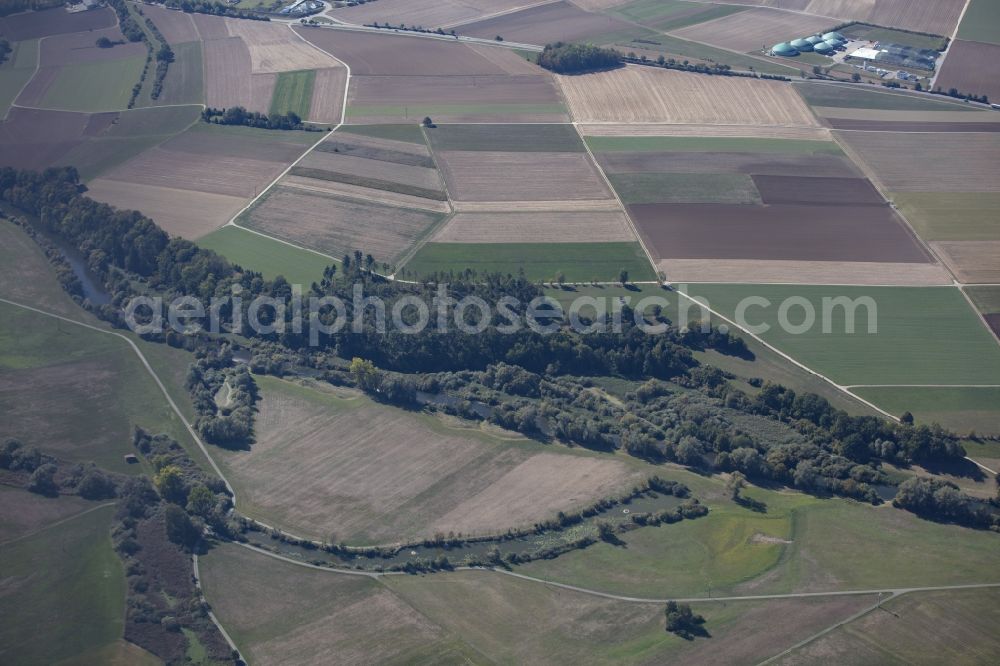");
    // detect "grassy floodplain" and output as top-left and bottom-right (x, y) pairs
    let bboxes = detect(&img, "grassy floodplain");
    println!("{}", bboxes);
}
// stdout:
(404, 241), (656, 283)
(0, 504), (125, 664)
(196, 225), (335, 286)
